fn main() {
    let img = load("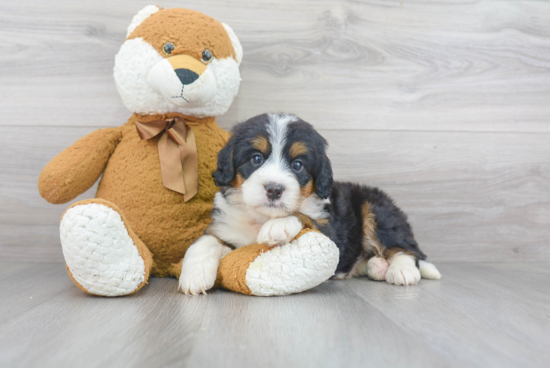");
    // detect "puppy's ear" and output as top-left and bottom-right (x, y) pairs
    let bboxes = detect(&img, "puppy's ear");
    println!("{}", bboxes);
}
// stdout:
(213, 139), (236, 186)
(315, 156), (333, 199)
